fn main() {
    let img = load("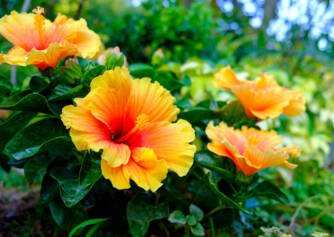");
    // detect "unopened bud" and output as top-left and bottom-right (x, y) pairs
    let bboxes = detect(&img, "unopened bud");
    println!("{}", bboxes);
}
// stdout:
(98, 47), (127, 67)
(65, 57), (79, 67)
(152, 48), (164, 66)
